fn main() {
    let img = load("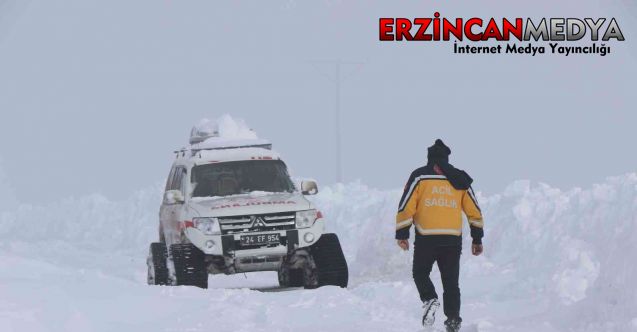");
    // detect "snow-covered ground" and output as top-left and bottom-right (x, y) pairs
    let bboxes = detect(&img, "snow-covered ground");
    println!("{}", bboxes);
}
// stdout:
(1, 175), (637, 331)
